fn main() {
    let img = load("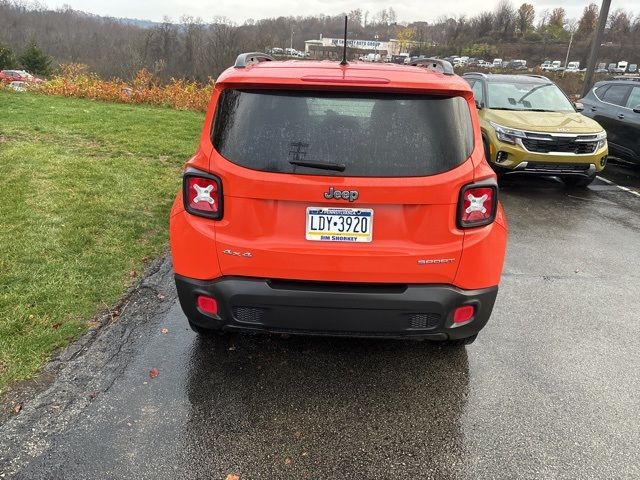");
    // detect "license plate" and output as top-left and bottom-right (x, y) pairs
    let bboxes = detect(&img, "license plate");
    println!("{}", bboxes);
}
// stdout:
(306, 207), (373, 243)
